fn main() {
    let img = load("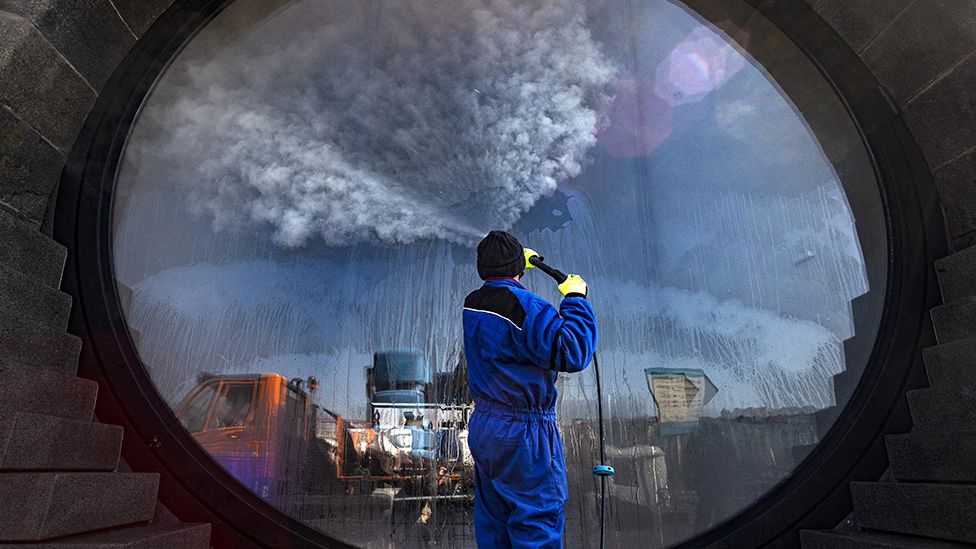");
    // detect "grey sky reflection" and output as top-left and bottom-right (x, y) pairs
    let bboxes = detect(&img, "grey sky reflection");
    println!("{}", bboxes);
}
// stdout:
(115, 0), (868, 422)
